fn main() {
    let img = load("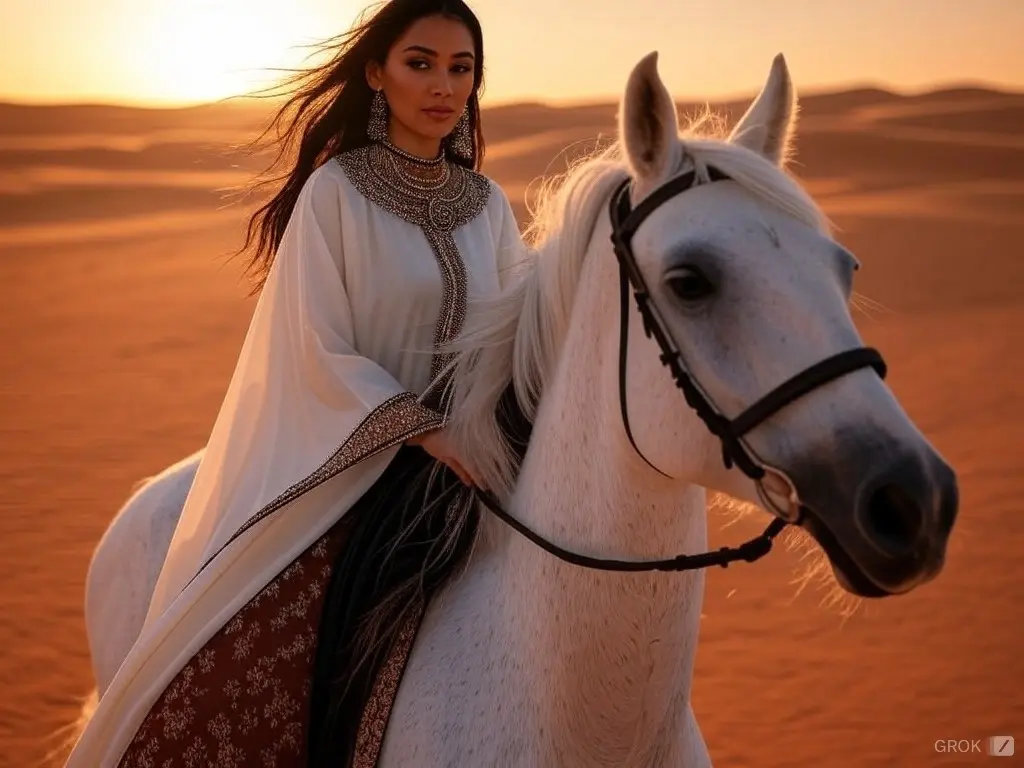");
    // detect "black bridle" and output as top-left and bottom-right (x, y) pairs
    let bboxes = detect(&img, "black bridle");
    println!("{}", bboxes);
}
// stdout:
(475, 166), (887, 573)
